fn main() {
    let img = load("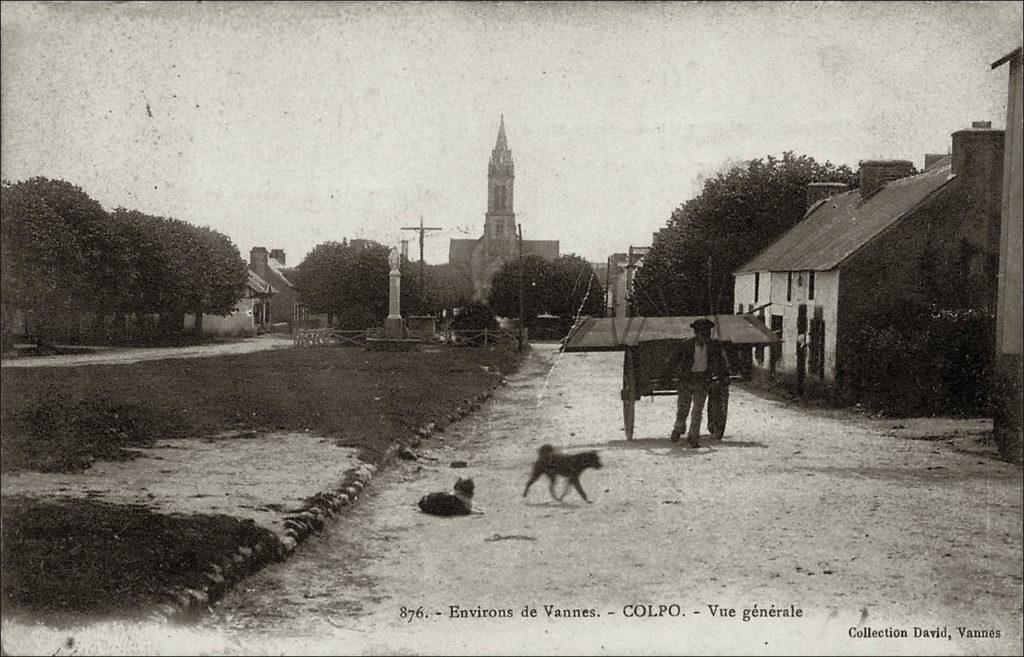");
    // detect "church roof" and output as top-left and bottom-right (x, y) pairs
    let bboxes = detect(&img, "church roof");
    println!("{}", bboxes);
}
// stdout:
(522, 240), (559, 260)
(449, 238), (479, 271)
